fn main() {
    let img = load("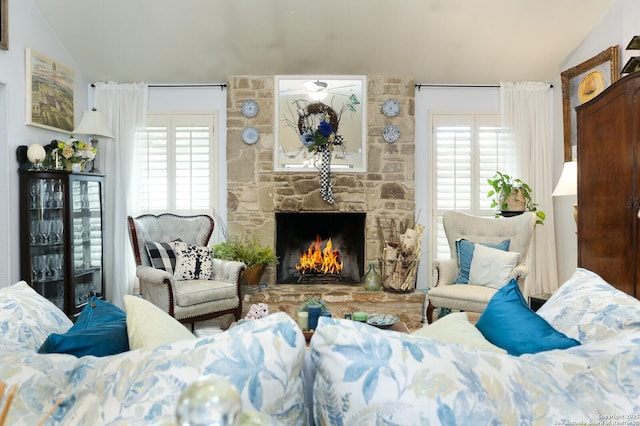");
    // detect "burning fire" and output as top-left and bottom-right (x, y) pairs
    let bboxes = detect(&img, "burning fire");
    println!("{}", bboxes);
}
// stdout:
(296, 235), (343, 275)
